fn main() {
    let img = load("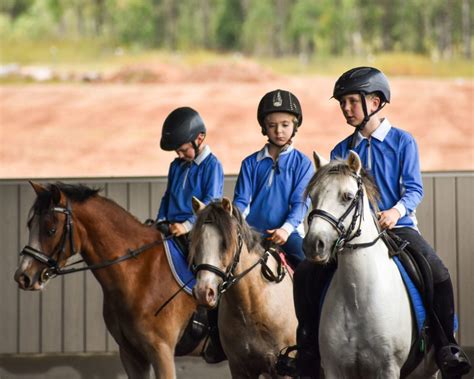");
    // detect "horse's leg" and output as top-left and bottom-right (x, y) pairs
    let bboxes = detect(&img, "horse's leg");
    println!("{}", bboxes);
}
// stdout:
(119, 347), (151, 379)
(149, 342), (176, 379)
(227, 361), (257, 379)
